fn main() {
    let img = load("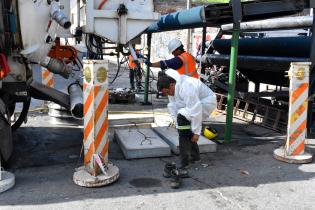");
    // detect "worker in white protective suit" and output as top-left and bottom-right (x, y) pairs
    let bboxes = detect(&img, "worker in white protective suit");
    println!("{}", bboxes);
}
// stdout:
(157, 70), (217, 169)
